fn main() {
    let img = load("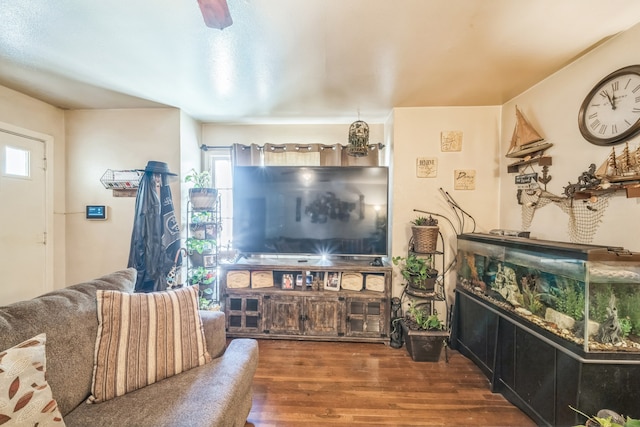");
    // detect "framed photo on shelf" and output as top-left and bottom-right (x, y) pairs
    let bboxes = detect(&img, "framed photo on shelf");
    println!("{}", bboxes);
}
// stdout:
(295, 274), (304, 287)
(324, 272), (341, 291)
(281, 273), (294, 290)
